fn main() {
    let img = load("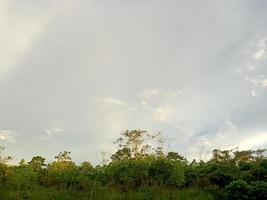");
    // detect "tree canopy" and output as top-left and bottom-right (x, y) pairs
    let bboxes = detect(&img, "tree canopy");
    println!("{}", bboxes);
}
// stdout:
(0, 130), (266, 200)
